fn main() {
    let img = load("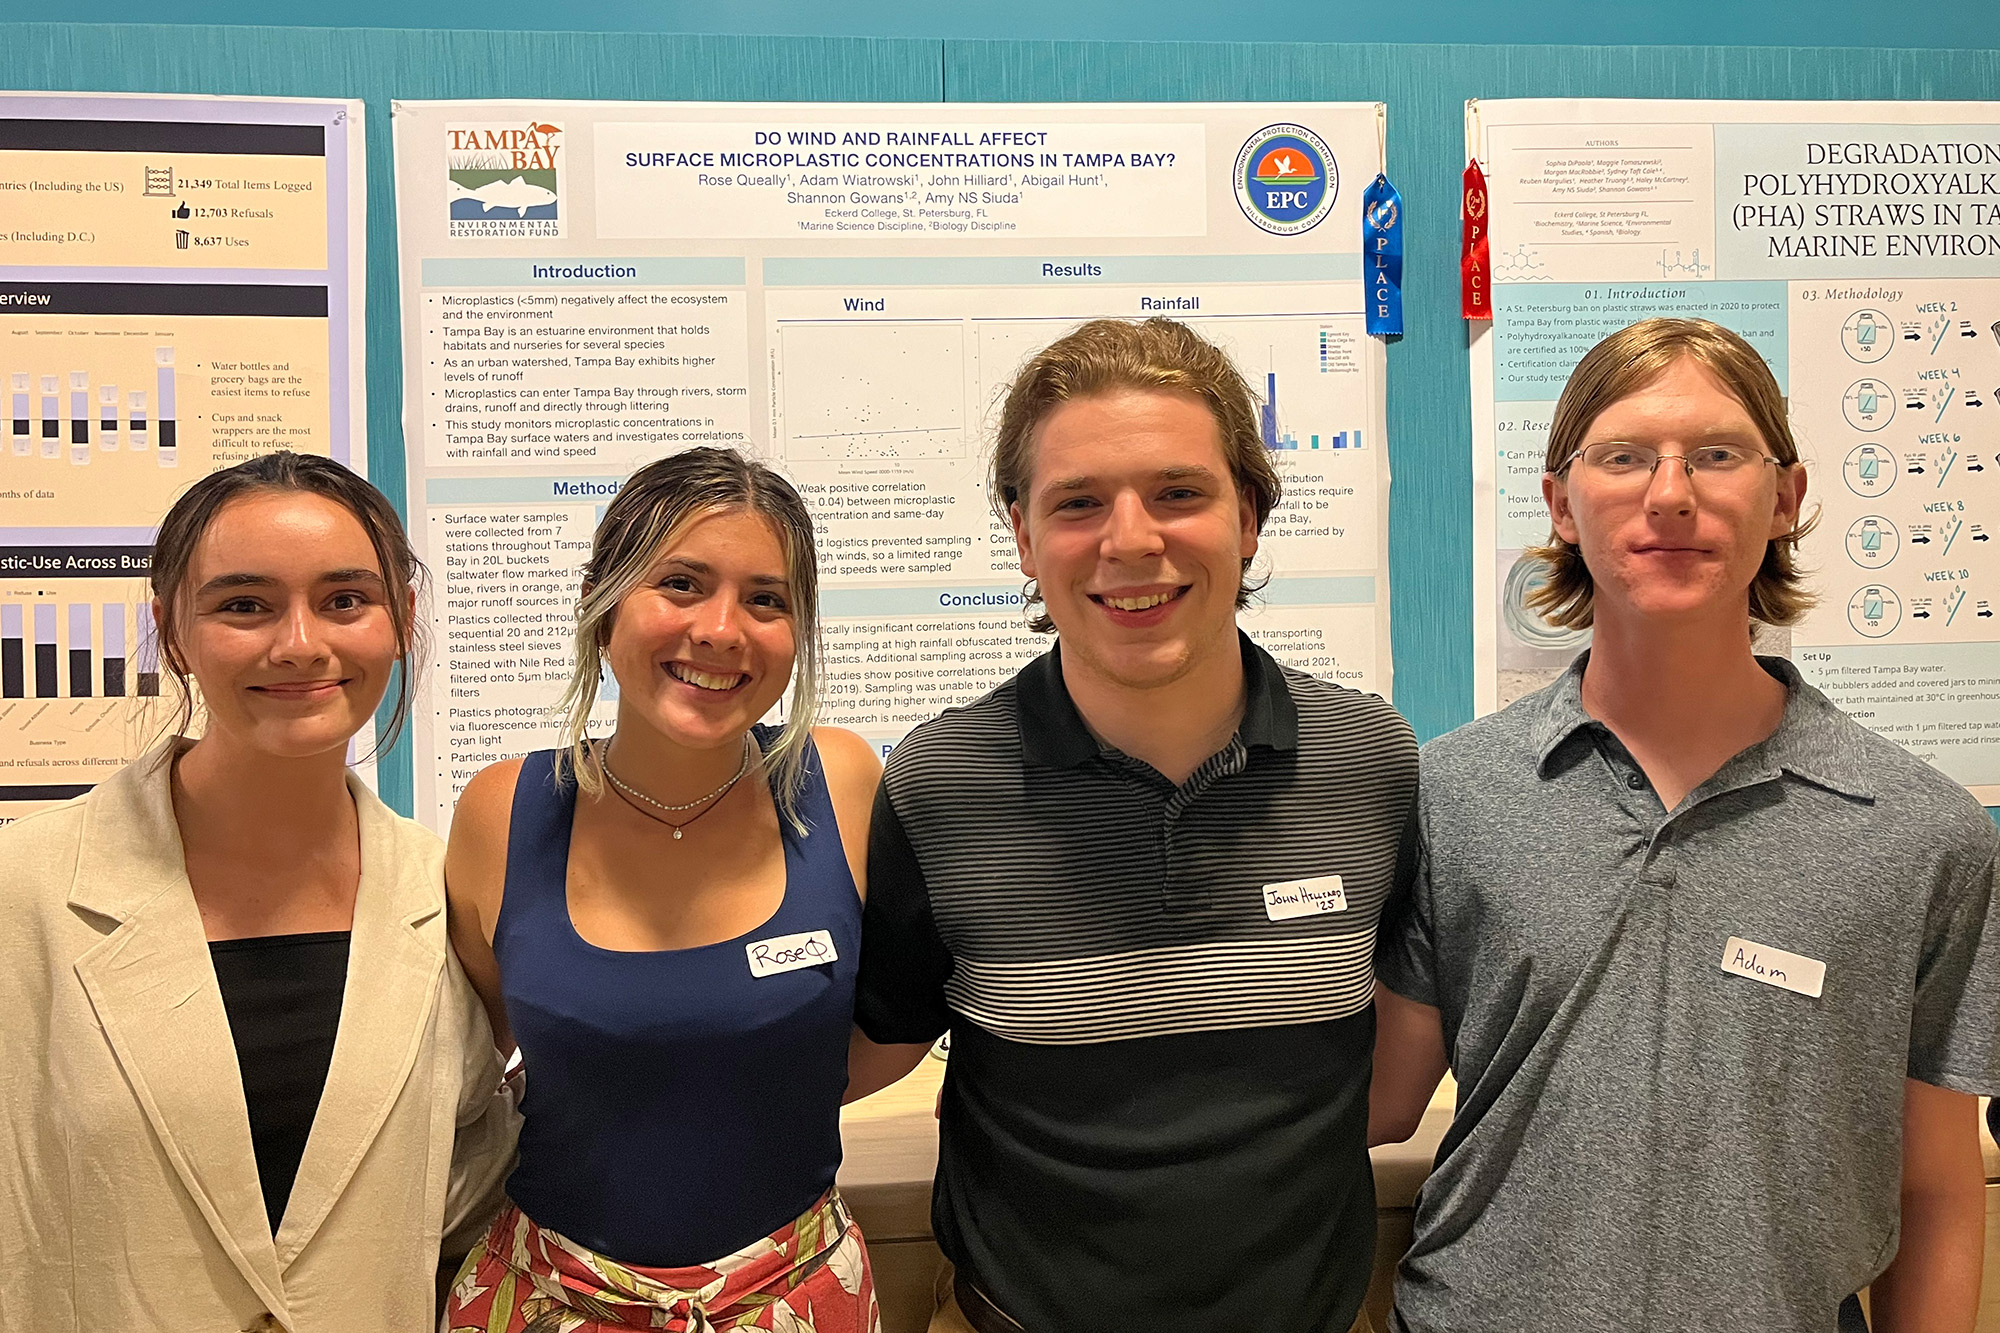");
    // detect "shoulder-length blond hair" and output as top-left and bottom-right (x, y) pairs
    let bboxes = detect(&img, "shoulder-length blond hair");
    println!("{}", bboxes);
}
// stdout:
(1526, 317), (1817, 629)
(554, 448), (822, 833)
